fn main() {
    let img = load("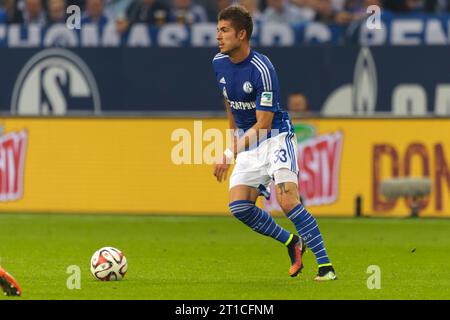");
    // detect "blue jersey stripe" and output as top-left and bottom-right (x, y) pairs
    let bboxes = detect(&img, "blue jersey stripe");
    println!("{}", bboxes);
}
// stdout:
(213, 55), (228, 61)
(285, 132), (297, 172)
(251, 58), (271, 91)
(285, 133), (294, 172)
(253, 56), (272, 91)
(252, 57), (270, 90)
(250, 60), (268, 91)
